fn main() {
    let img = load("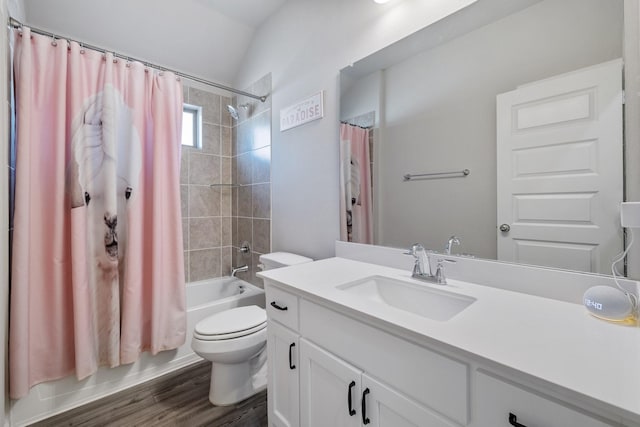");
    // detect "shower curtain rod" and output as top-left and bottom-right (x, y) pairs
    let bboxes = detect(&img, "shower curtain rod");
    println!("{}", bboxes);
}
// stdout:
(7, 17), (268, 103)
